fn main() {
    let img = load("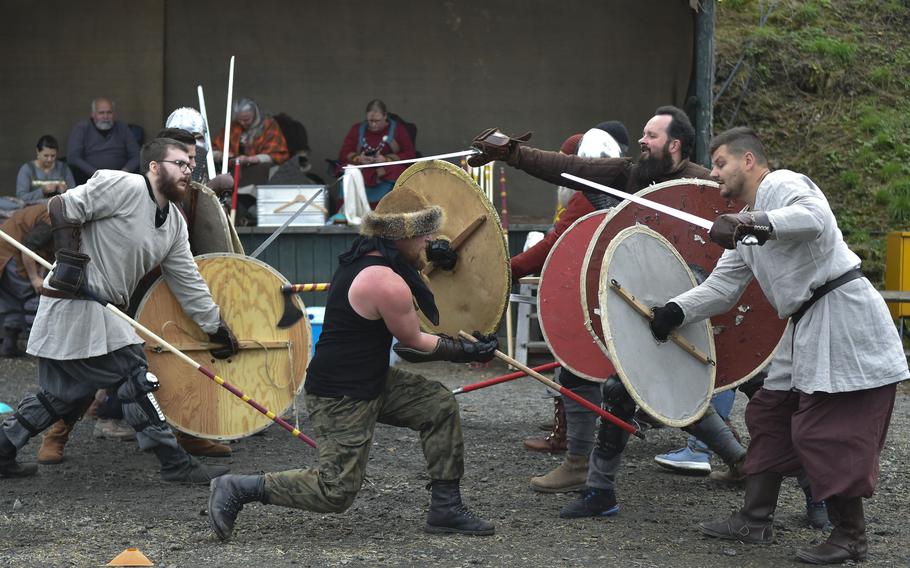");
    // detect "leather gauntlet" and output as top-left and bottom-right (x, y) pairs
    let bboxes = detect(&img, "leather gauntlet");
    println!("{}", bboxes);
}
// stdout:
(709, 212), (772, 249)
(49, 249), (90, 295)
(468, 128), (532, 167)
(394, 331), (498, 364)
